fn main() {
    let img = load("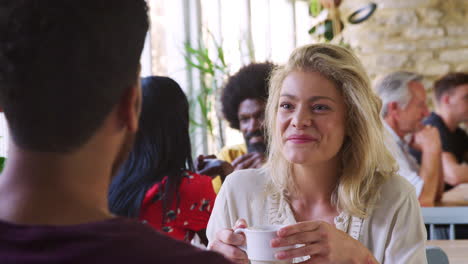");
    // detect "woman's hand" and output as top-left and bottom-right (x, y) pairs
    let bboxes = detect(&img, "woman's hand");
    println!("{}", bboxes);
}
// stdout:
(208, 219), (249, 264)
(271, 221), (378, 264)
